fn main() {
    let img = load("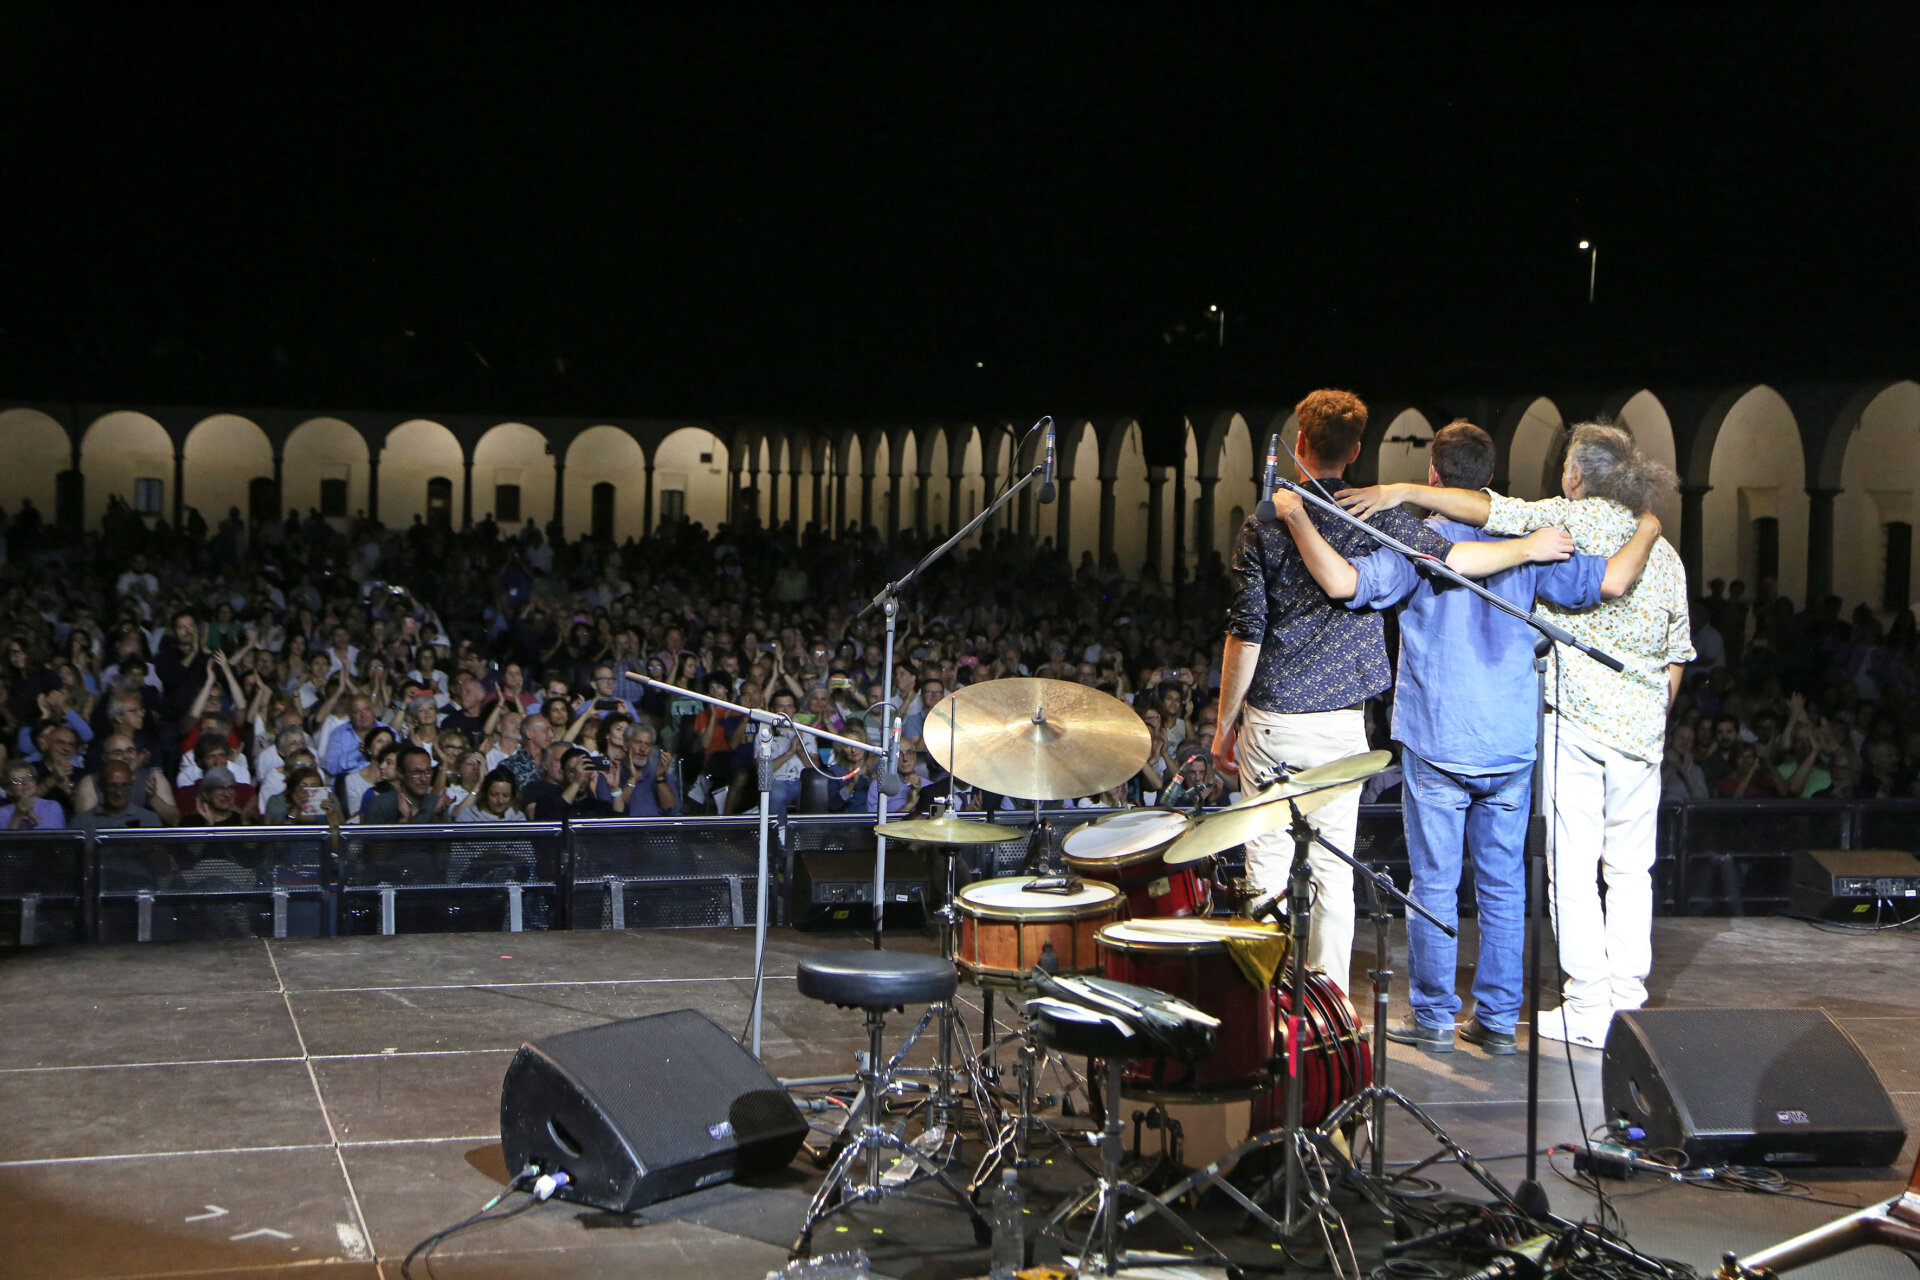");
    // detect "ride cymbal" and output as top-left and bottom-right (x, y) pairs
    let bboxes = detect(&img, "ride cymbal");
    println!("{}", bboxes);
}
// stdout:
(922, 678), (1150, 801)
